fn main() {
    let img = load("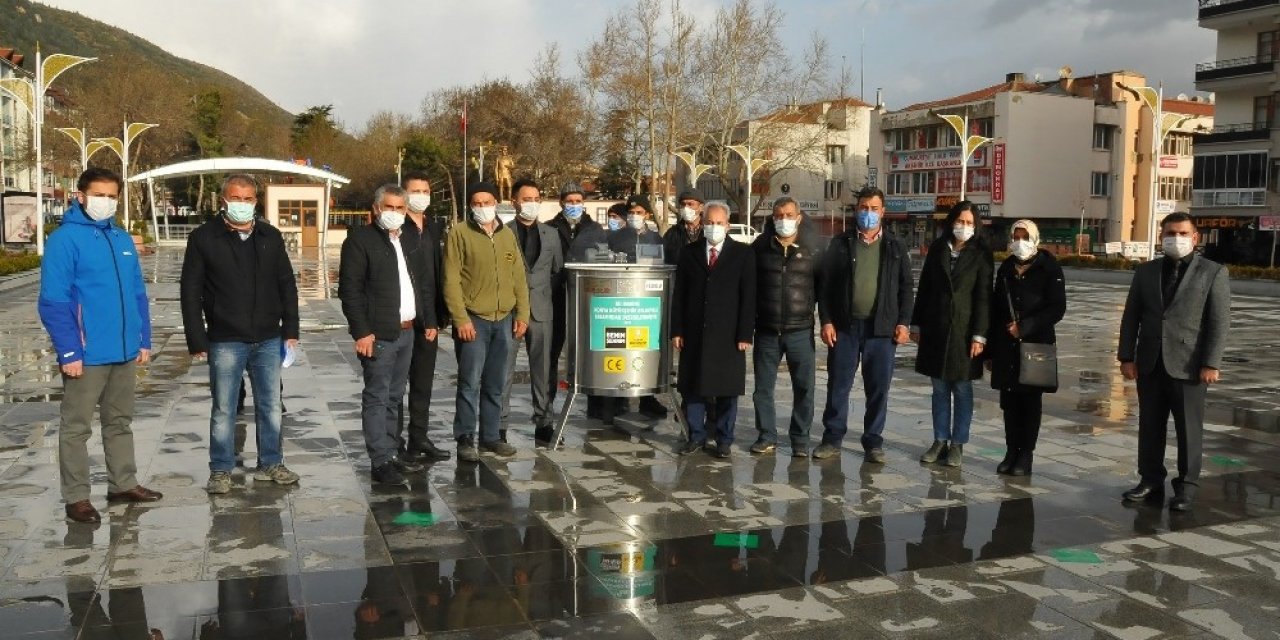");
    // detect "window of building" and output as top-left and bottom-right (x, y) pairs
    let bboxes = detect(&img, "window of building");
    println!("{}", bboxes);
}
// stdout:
(1194, 152), (1269, 190)
(1254, 95), (1273, 130)
(824, 180), (844, 200)
(826, 145), (845, 165)
(940, 126), (960, 148)
(971, 118), (994, 138)
(1093, 124), (1112, 150)
(1161, 133), (1193, 157)
(278, 199), (318, 227)
(1259, 30), (1279, 63)
(1158, 176), (1193, 201)
(1090, 172), (1110, 197)
(911, 171), (936, 194)
(887, 173), (909, 195)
